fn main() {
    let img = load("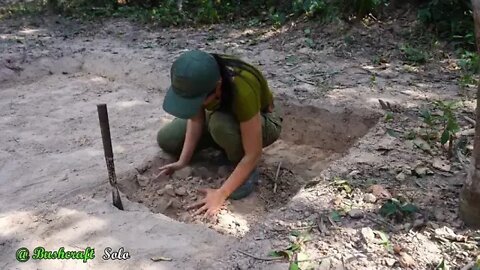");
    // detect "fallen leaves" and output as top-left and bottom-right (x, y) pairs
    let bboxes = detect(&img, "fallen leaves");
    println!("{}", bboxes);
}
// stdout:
(268, 231), (311, 262)
(434, 226), (468, 242)
(379, 198), (419, 222)
(330, 210), (343, 222)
